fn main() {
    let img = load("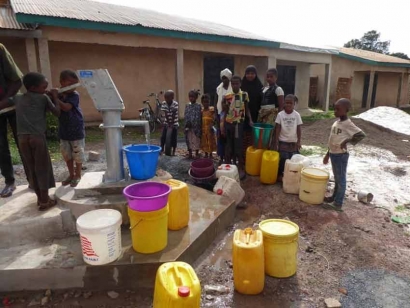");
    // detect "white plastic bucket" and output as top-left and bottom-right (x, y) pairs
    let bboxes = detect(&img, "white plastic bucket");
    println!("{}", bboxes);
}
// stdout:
(76, 209), (122, 265)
